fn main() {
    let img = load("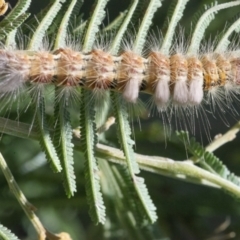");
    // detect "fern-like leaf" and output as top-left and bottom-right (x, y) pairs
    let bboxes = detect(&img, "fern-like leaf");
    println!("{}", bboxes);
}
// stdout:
(32, 88), (62, 173)
(0, 224), (19, 240)
(102, 10), (127, 33)
(0, 0), (31, 28)
(114, 165), (142, 219)
(80, 90), (106, 224)
(0, 13), (30, 41)
(188, 1), (240, 54)
(111, 93), (139, 174)
(215, 15), (240, 52)
(54, 88), (76, 197)
(54, 0), (82, 49)
(101, 161), (159, 239)
(133, 0), (162, 53)
(111, 92), (157, 224)
(161, 0), (189, 54)
(82, 0), (110, 52)
(109, 0), (139, 55)
(28, 0), (66, 50)
(176, 131), (240, 187)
